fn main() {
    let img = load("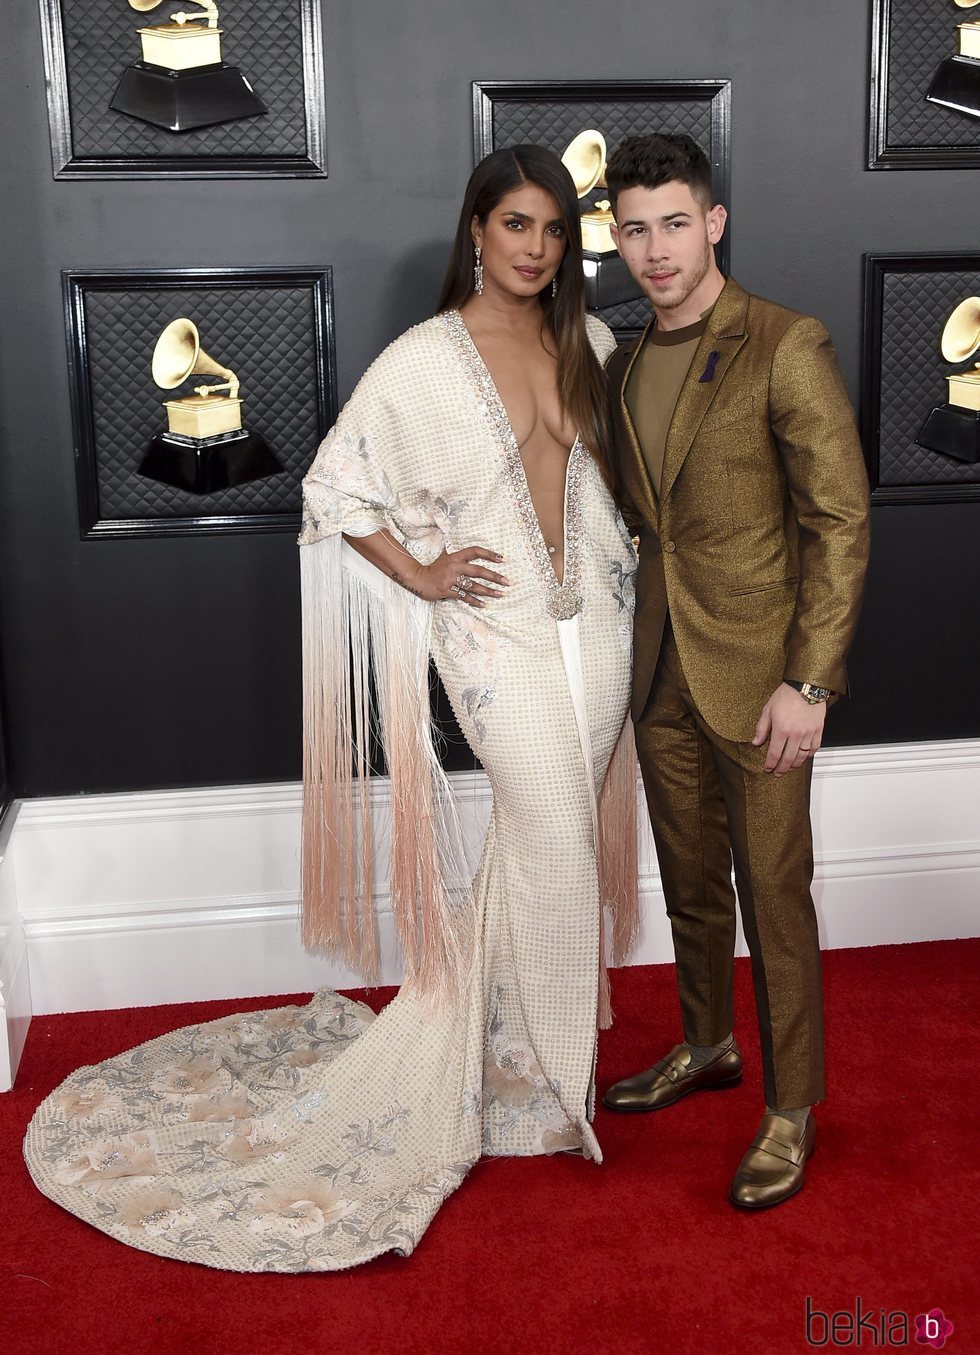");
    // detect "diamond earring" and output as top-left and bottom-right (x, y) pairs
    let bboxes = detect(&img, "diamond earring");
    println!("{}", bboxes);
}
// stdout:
(473, 246), (484, 295)
(551, 276), (558, 298)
